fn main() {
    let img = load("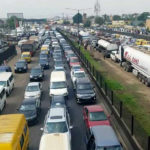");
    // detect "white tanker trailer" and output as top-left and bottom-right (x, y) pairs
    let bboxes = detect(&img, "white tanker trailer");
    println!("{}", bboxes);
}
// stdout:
(118, 45), (150, 86)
